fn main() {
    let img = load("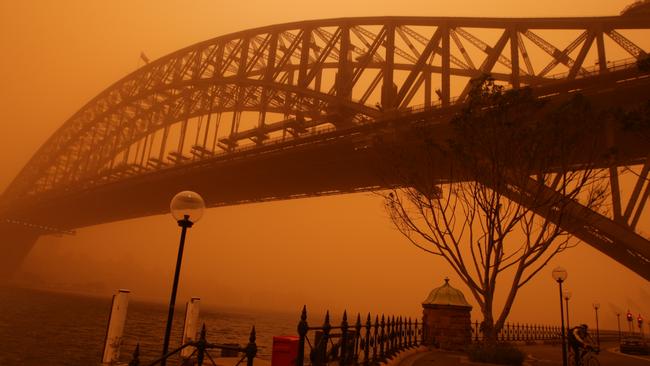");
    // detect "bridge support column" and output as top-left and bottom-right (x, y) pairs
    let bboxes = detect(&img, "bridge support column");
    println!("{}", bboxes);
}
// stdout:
(0, 223), (40, 282)
(381, 24), (396, 110)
